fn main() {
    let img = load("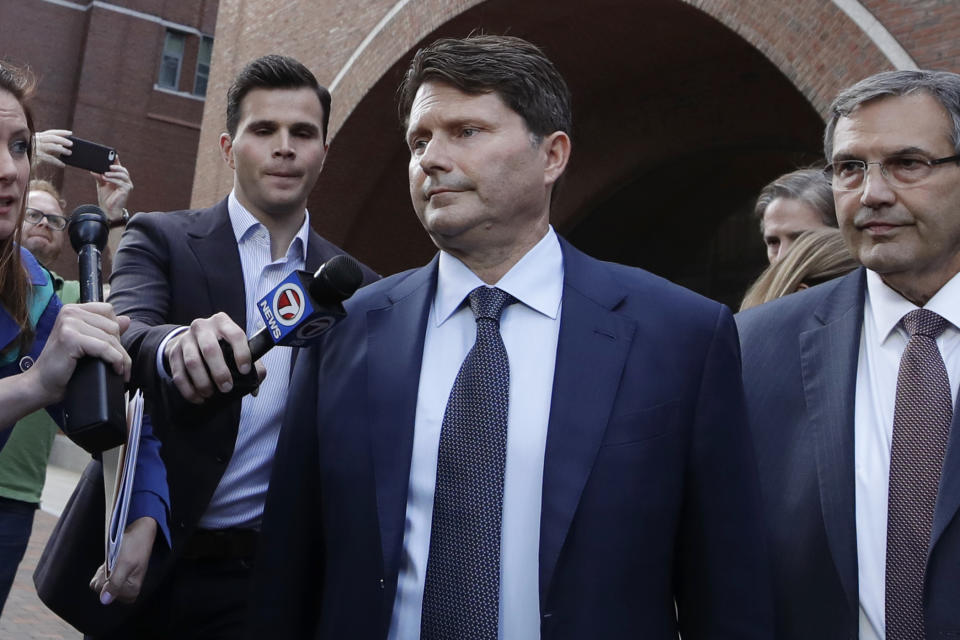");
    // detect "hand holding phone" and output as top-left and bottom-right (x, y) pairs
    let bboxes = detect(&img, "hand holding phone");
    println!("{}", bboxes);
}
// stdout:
(61, 136), (117, 174)
(33, 129), (73, 168)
